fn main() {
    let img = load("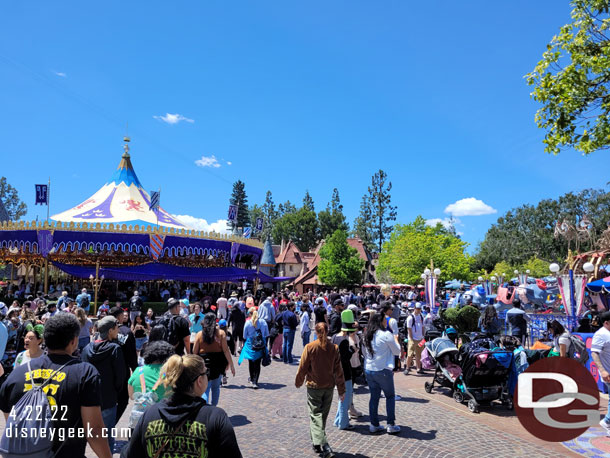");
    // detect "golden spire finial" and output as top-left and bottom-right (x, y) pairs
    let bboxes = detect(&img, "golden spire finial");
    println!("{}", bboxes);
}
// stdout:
(123, 124), (131, 157)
